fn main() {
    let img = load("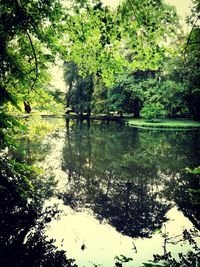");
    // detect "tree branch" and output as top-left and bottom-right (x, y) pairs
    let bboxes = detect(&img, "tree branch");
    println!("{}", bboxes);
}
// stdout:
(184, 15), (200, 54)
(16, 0), (39, 93)
(25, 30), (39, 93)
